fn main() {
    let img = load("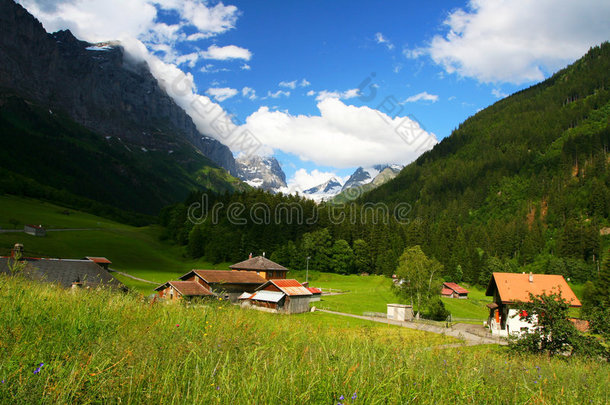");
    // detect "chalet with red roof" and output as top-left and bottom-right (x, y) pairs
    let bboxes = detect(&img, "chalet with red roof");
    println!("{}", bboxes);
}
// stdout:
(441, 282), (469, 299)
(242, 279), (312, 314)
(229, 255), (288, 280)
(485, 272), (581, 337)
